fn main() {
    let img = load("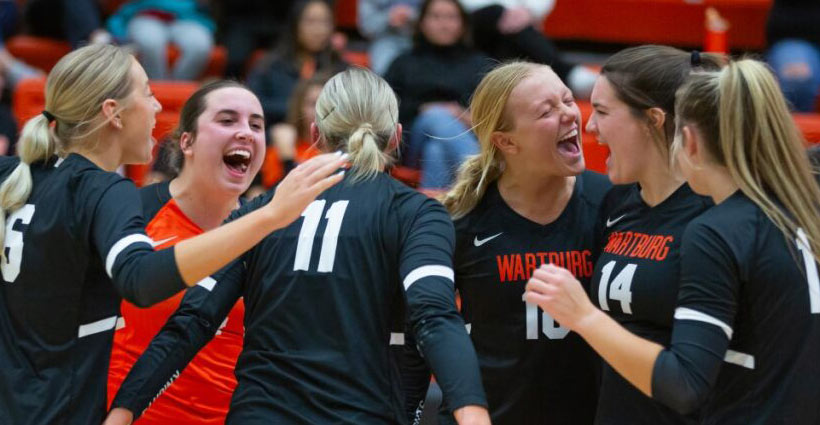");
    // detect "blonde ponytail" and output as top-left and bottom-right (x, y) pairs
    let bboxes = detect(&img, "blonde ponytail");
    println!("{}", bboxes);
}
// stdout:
(440, 153), (503, 219)
(0, 114), (55, 260)
(315, 68), (397, 181)
(677, 59), (820, 263)
(0, 43), (135, 261)
(442, 61), (542, 219)
(347, 123), (389, 182)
